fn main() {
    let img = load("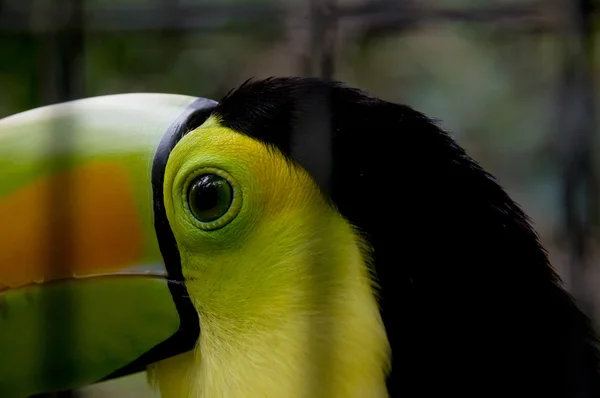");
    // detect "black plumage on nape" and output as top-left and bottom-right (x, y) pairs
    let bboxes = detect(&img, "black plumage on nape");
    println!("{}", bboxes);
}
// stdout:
(213, 77), (600, 397)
